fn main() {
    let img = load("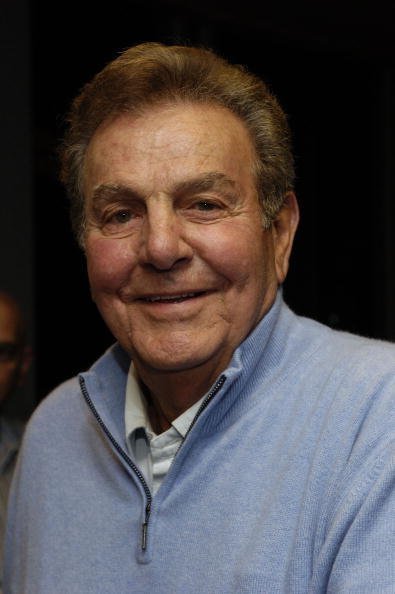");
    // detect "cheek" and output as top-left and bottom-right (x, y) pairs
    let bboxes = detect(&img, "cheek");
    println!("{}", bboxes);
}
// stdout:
(196, 222), (270, 287)
(86, 238), (136, 294)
